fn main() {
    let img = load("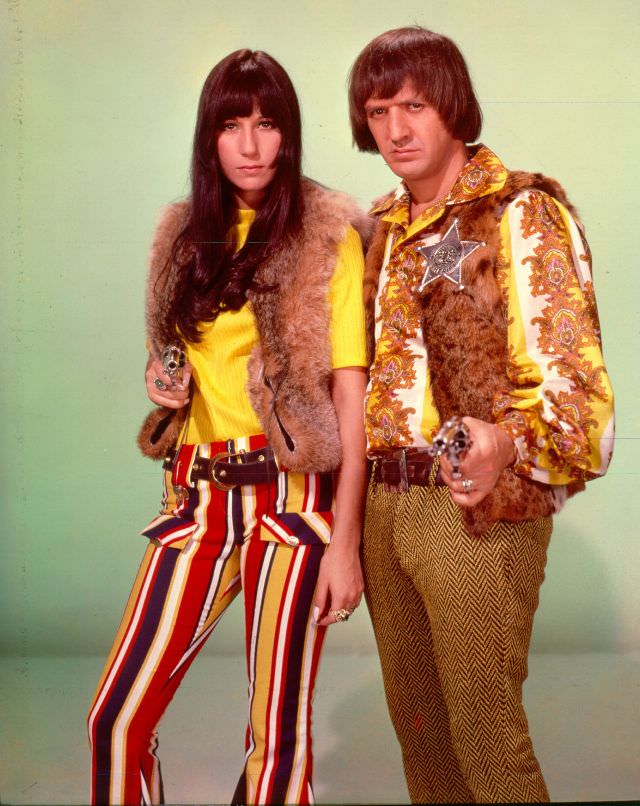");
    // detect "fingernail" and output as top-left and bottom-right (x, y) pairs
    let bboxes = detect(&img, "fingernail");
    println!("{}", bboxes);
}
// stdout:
(313, 606), (319, 623)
